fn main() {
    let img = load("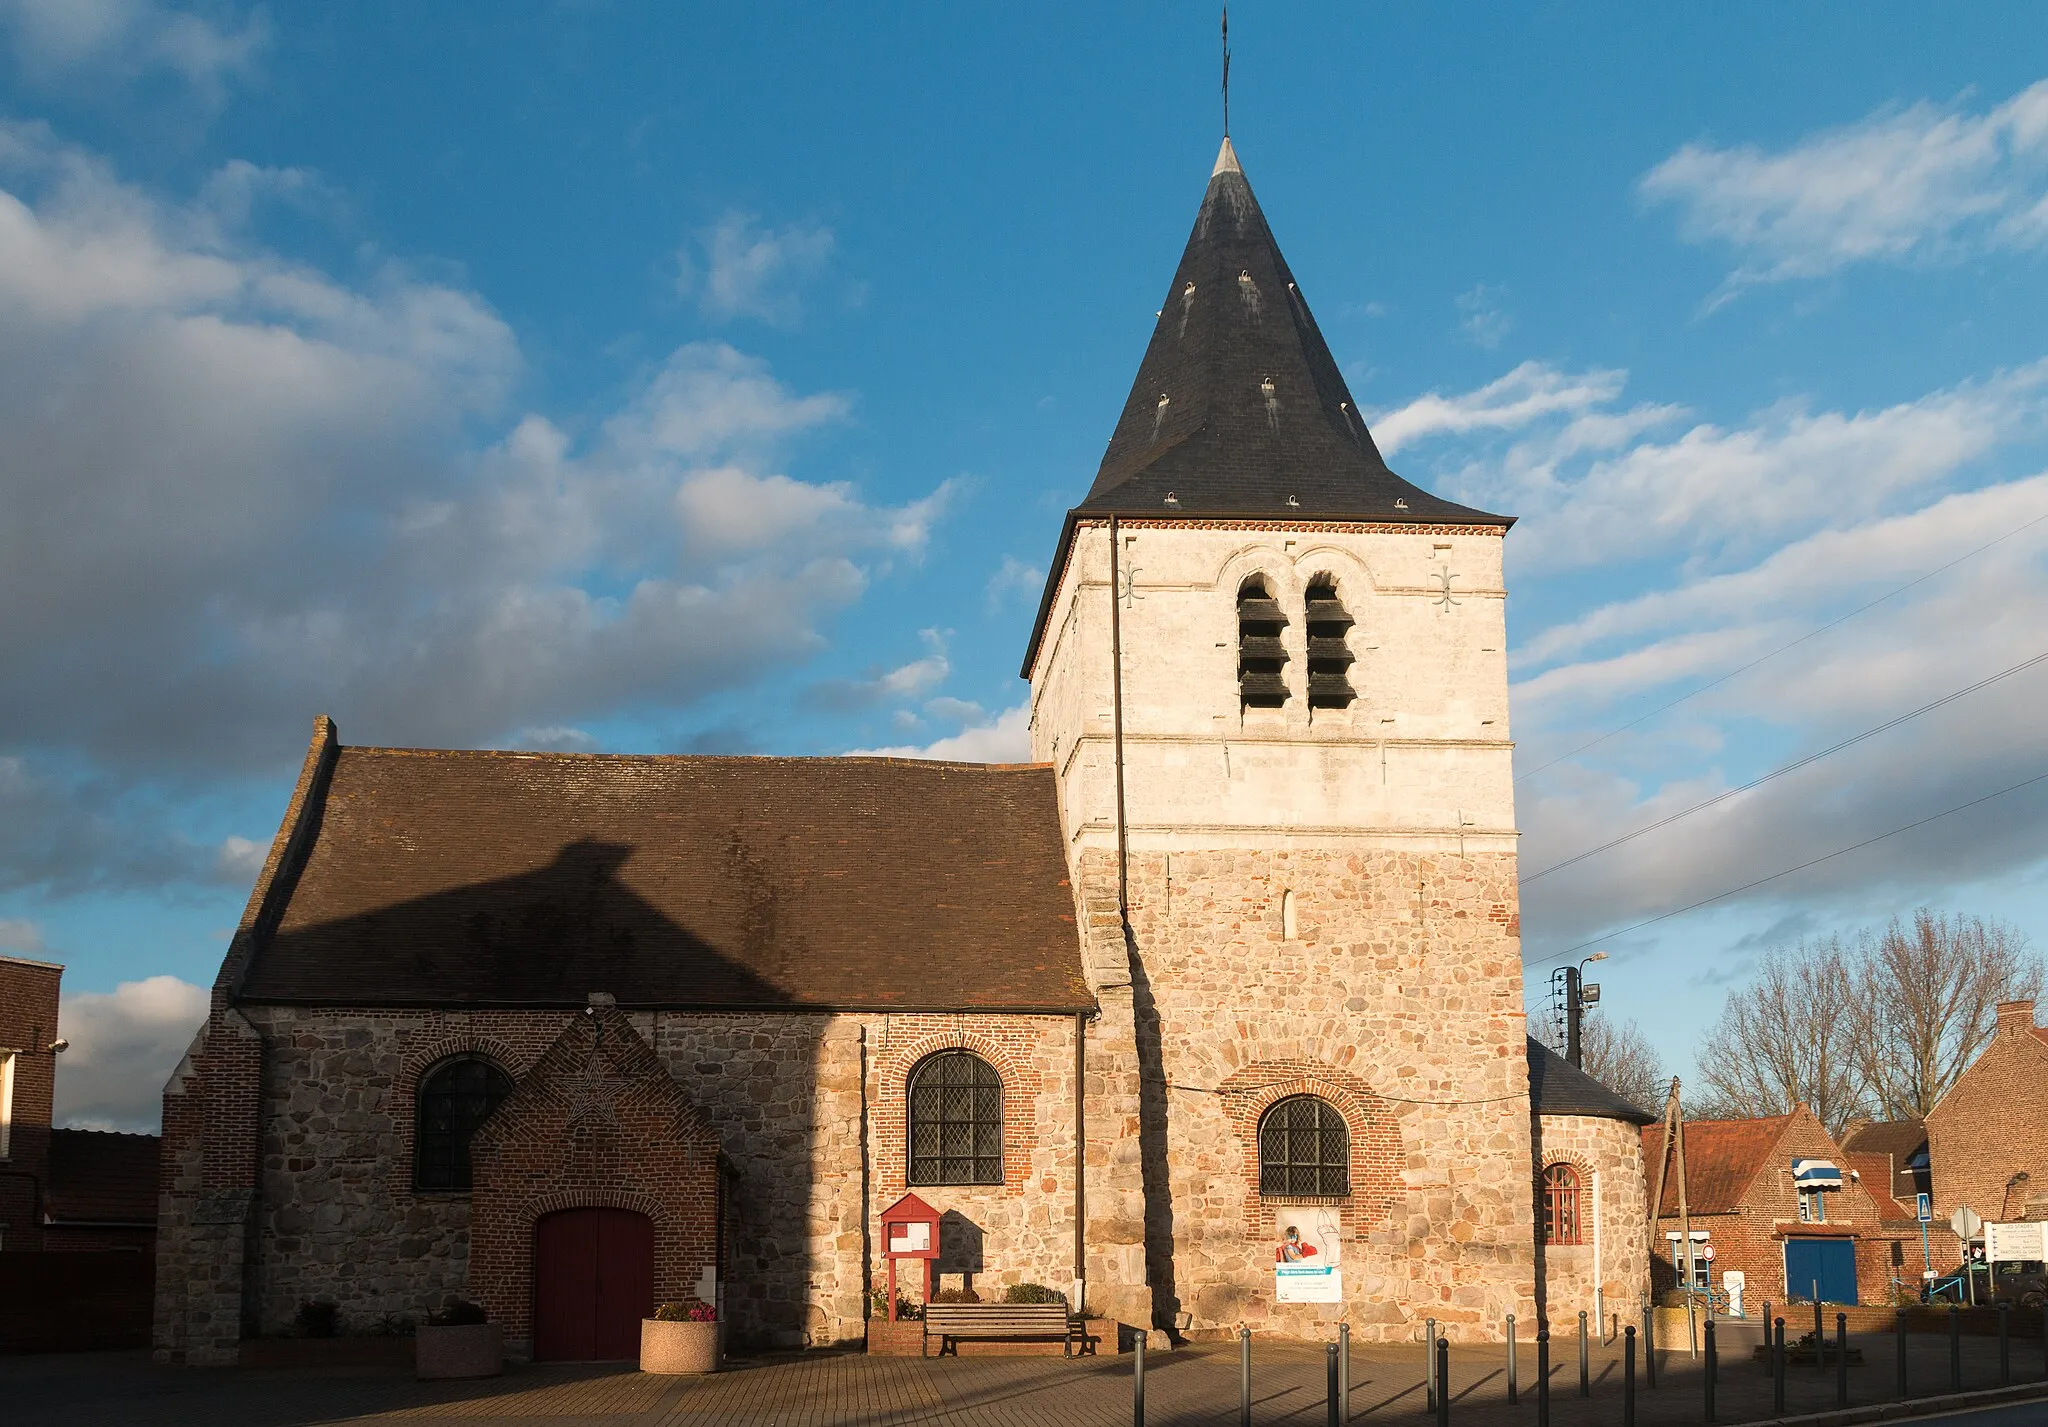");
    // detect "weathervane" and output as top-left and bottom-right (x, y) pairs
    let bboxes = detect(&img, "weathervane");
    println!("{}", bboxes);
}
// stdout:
(1221, 6), (1231, 137)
